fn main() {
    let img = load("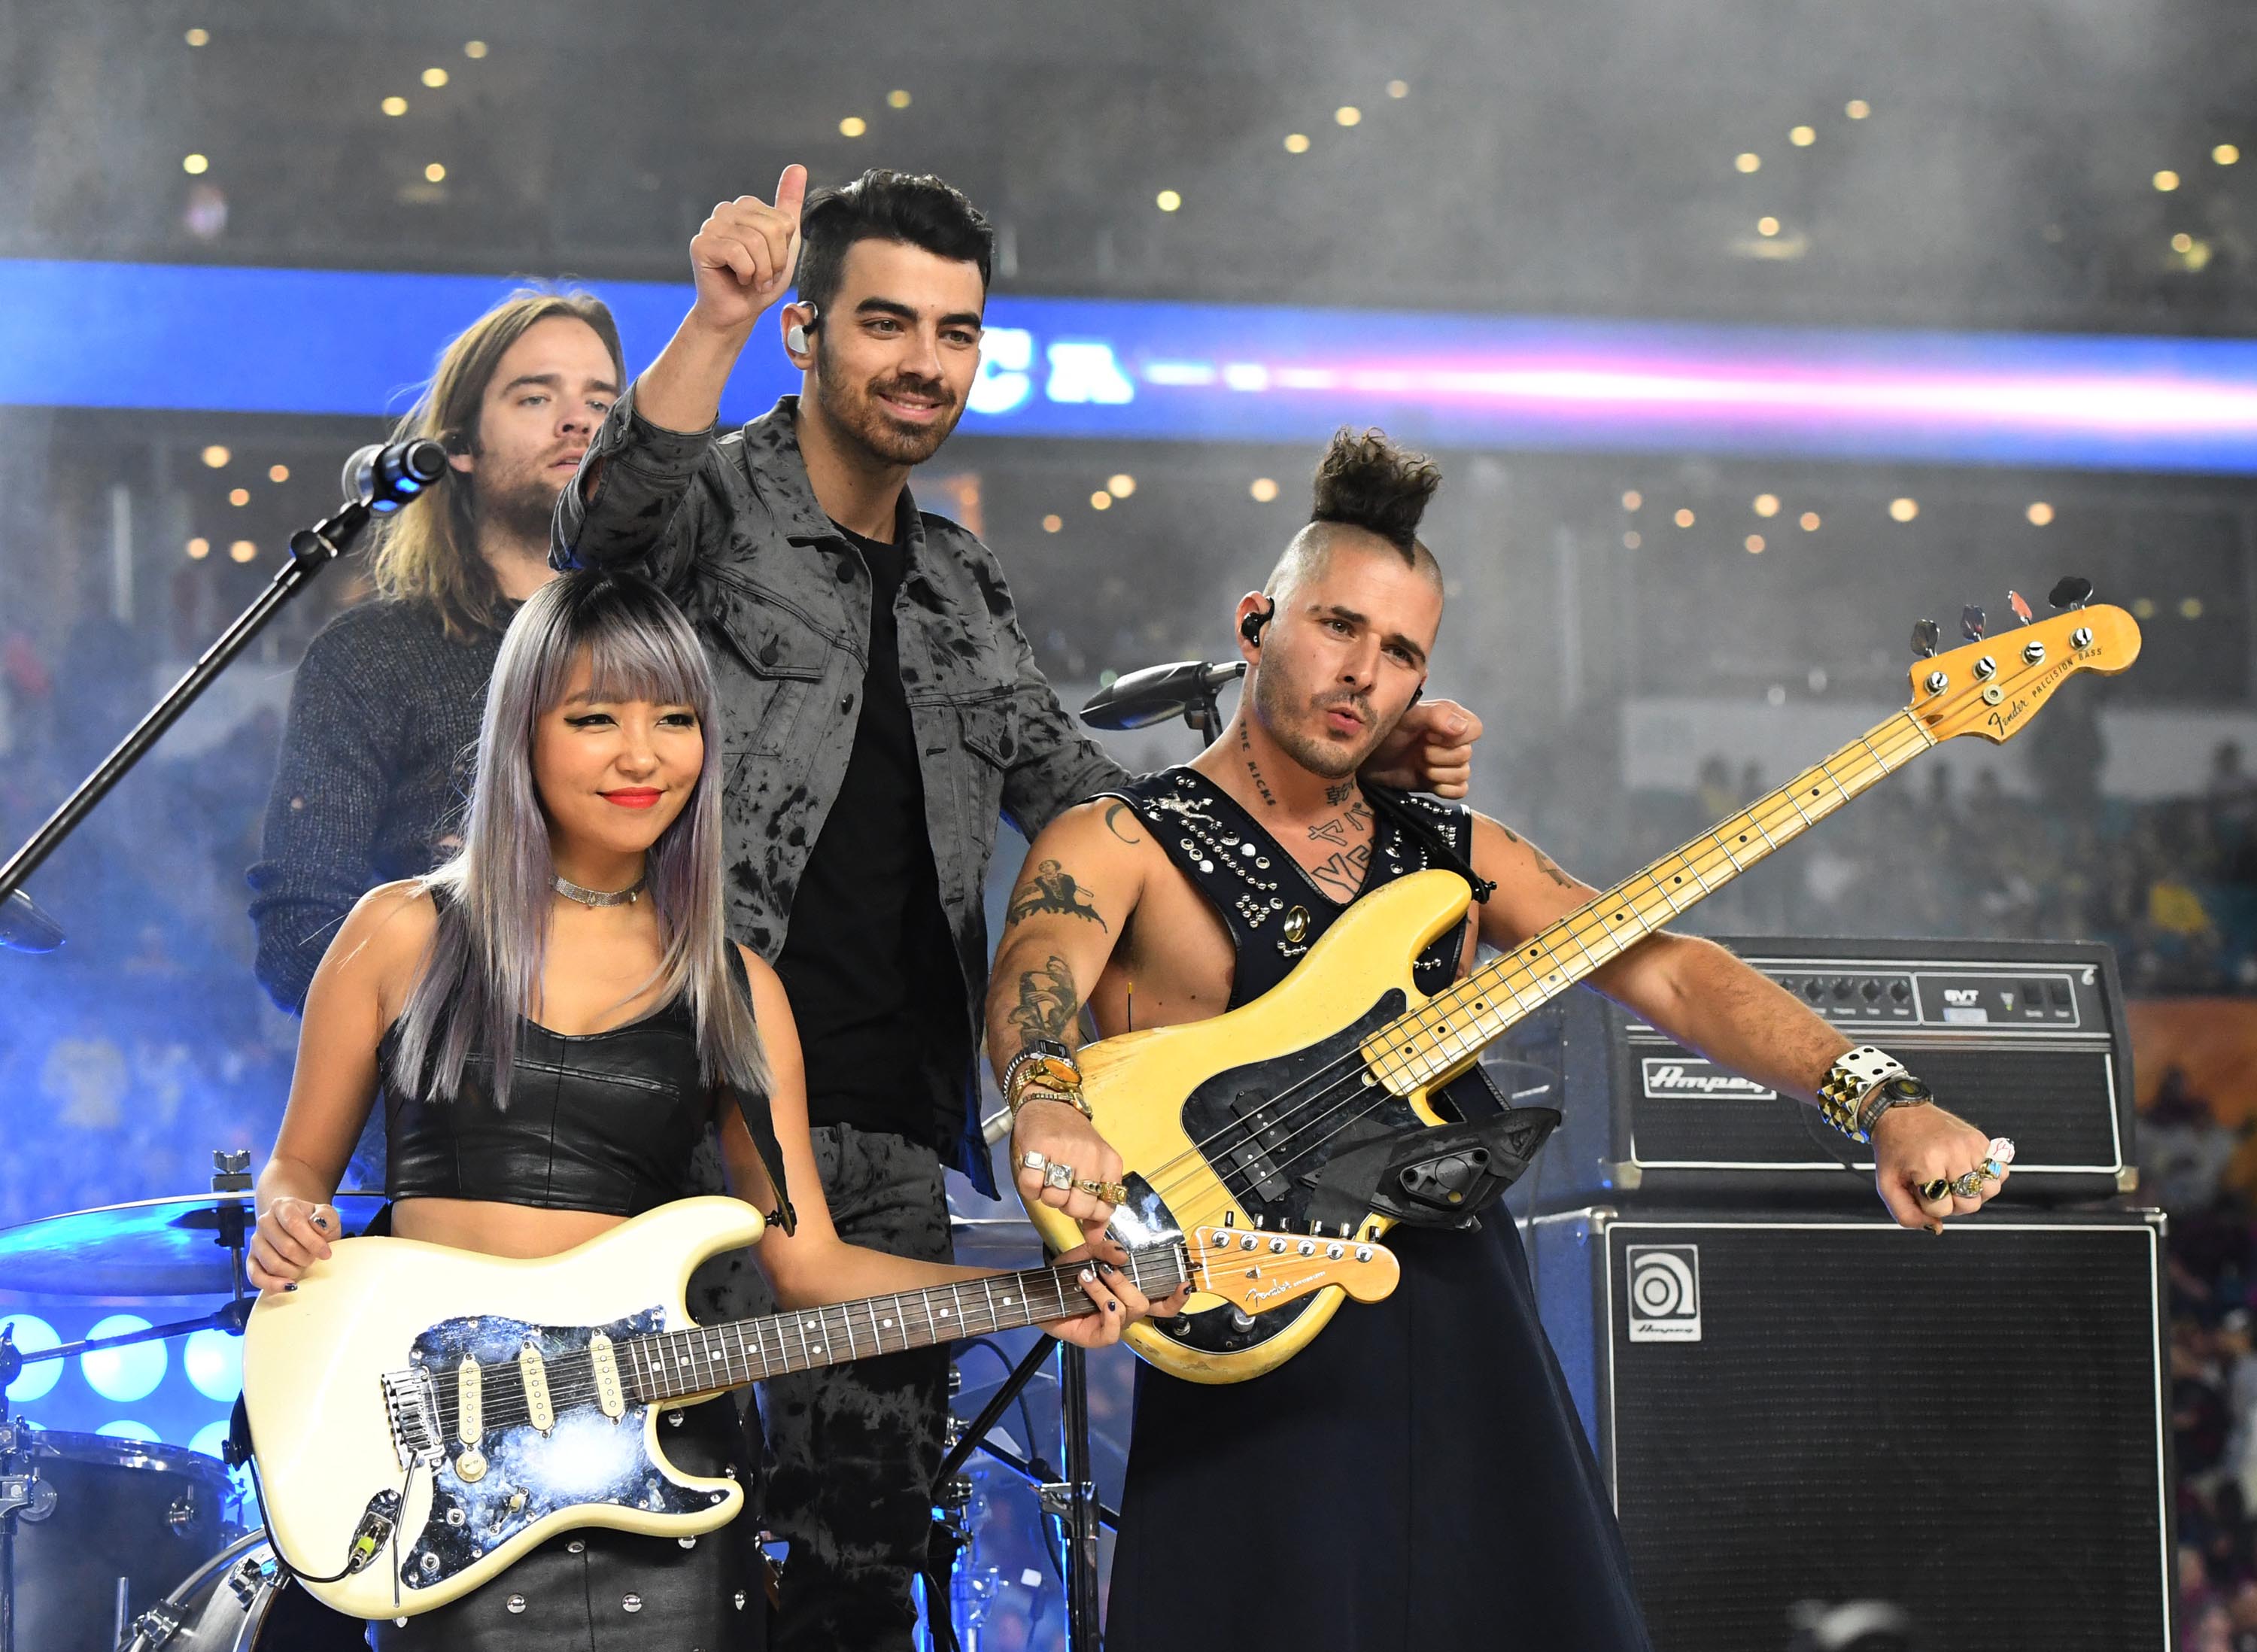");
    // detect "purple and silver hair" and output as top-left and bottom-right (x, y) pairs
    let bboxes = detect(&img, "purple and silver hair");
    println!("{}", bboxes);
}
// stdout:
(389, 570), (768, 1109)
